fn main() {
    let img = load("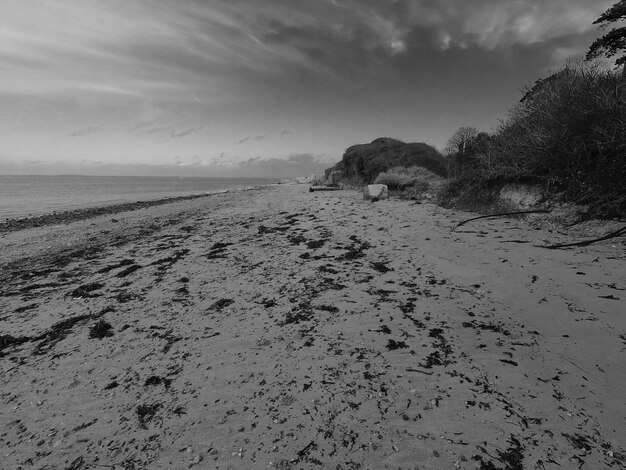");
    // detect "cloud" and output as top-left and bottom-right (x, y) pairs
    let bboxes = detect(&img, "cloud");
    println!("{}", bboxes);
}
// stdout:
(145, 126), (203, 139)
(208, 153), (230, 166)
(0, 0), (615, 169)
(70, 126), (102, 137)
(2, 1), (610, 102)
(146, 126), (172, 135)
(0, 151), (331, 177)
(191, 155), (208, 166)
(234, 152), (331, 177)
(236, 134), (267, 145)
(171, 127), (203, 138)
